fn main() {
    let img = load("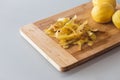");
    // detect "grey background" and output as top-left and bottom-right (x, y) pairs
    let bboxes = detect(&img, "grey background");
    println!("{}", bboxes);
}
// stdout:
(0, 0), (120, 80)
